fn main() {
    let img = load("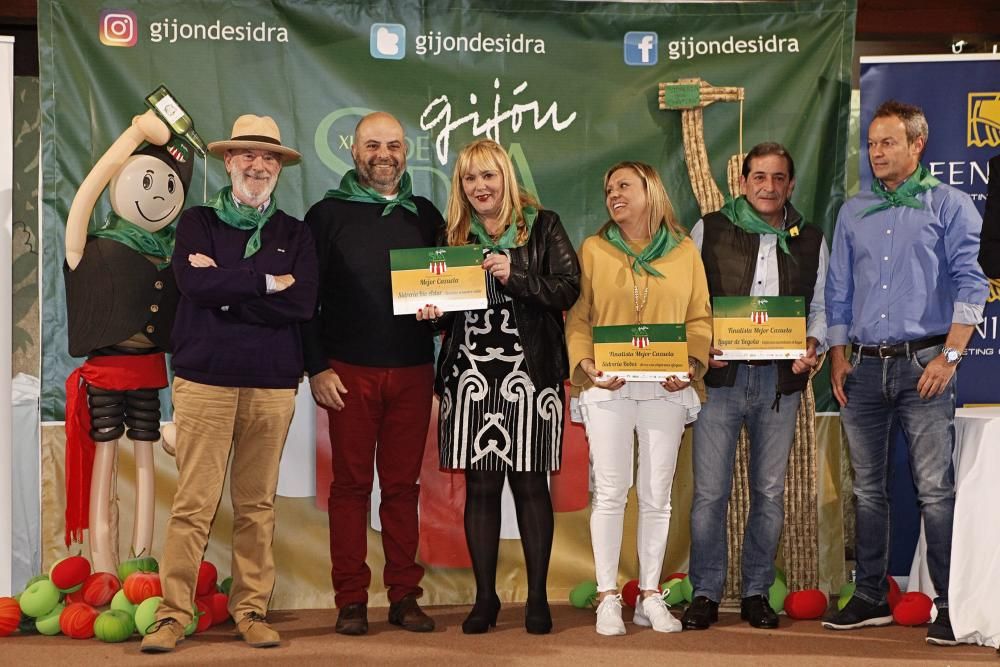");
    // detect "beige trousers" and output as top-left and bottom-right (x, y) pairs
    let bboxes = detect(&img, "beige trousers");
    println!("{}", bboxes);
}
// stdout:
(156, 377), (296, 627)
